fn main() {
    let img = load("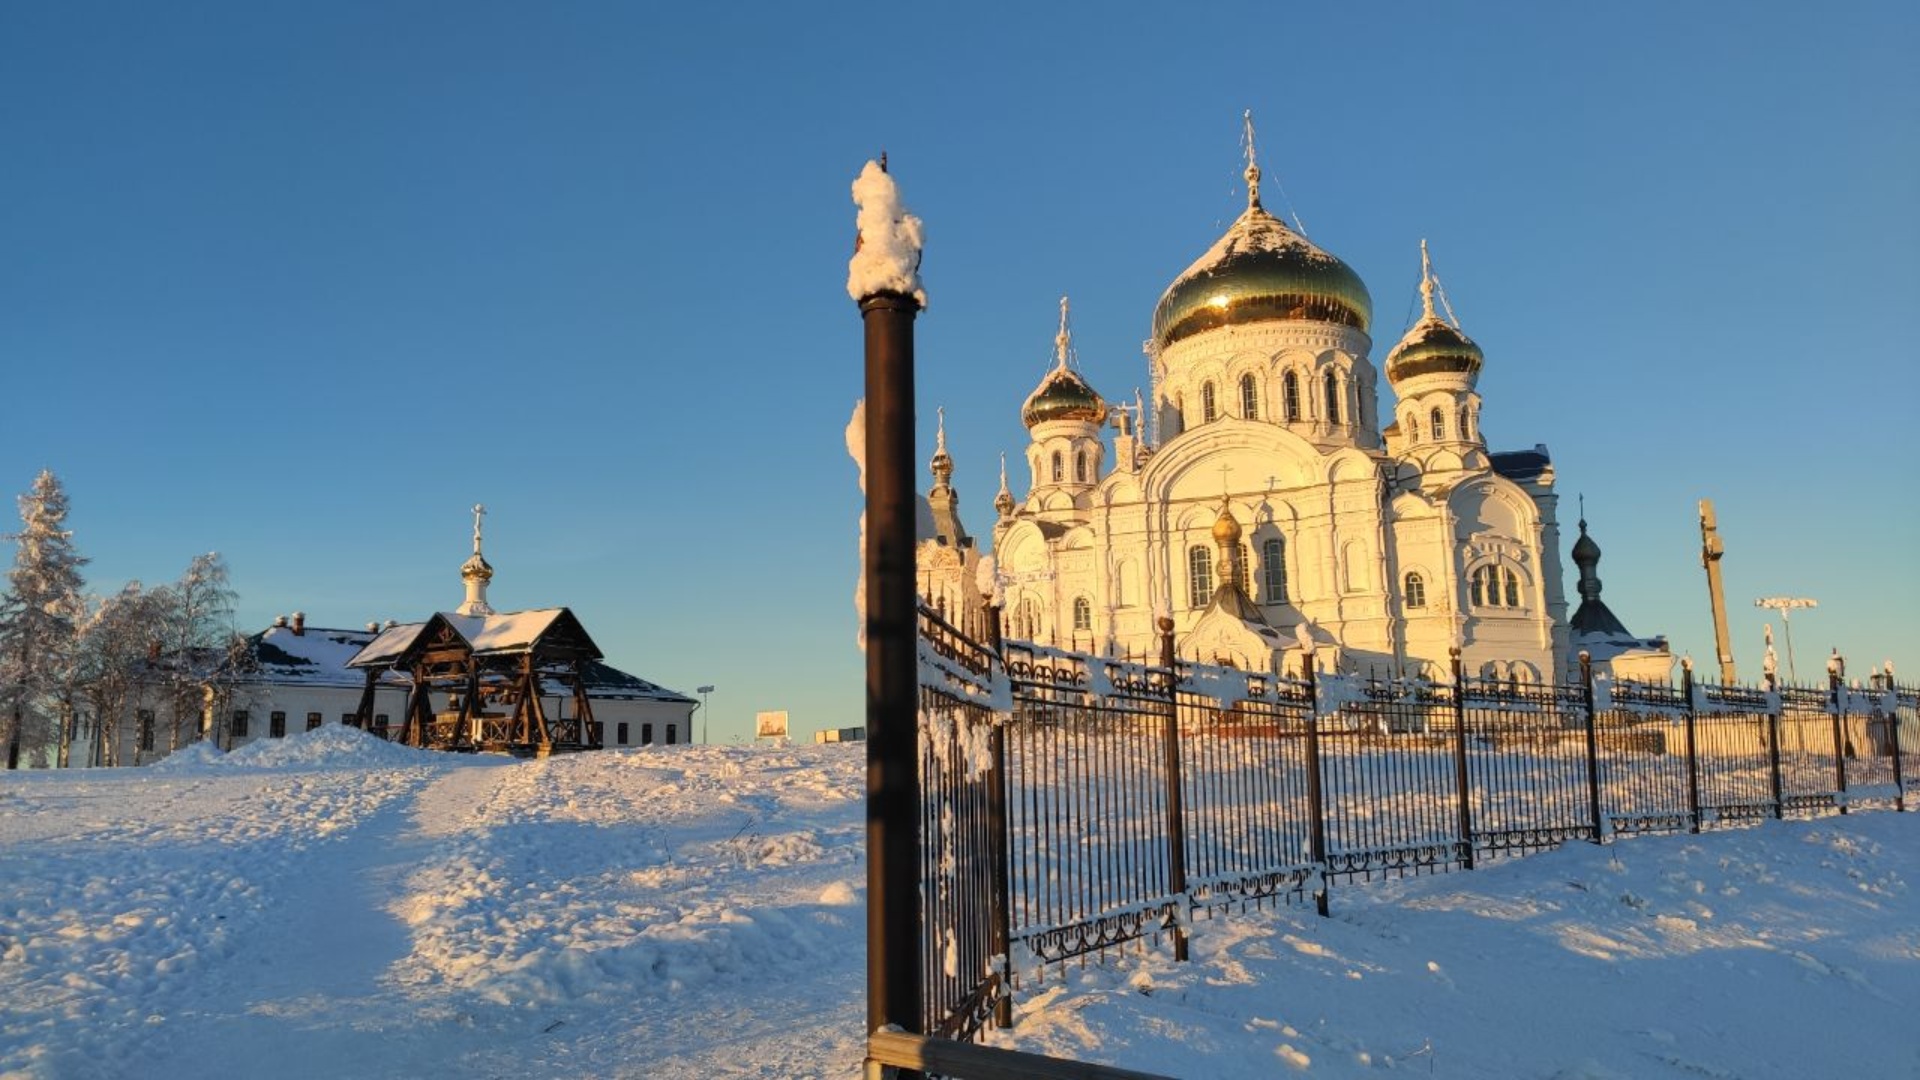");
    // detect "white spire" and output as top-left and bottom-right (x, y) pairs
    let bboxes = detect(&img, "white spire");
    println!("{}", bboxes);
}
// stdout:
(457, 503), (495, 617)
(1419, 238), (1437, 321)
(935, 406), (948, 456)
(1242, 109), (1262, 208)
(1054, 295), (1073, 370)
